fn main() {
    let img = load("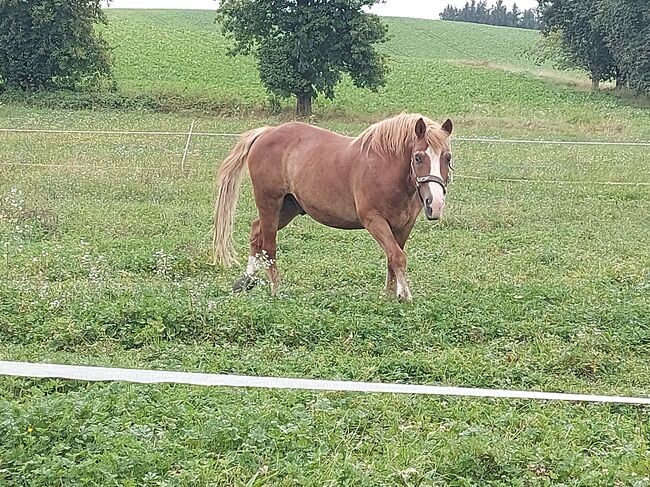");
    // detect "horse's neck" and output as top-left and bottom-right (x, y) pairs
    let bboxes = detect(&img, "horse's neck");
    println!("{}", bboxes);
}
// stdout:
(384, 152), (418, 202)
(397, 150), (417, 195)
